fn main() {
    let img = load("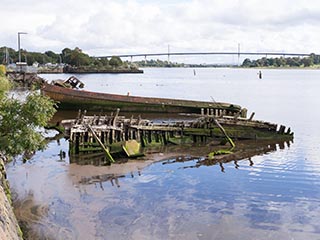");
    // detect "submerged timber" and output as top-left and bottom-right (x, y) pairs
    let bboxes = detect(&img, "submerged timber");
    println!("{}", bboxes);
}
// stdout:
(41, 82), (243, 114)
(61, 109), (293, 163)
